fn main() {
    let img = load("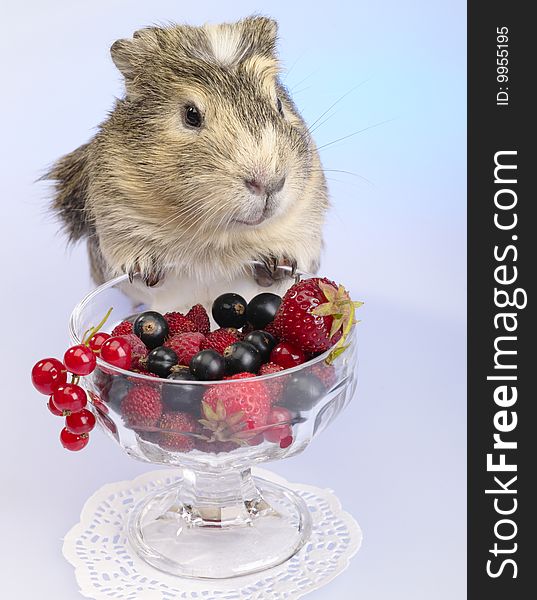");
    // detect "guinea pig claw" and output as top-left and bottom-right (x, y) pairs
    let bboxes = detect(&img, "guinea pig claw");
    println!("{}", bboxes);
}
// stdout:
(143, 270), (164, 287)
(254, 254), (298, 286)
(289, 258), (298, 277)
(253, 262), (275, 287)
